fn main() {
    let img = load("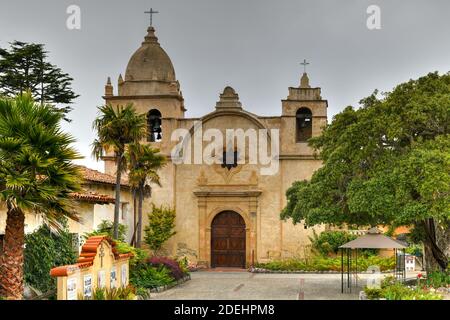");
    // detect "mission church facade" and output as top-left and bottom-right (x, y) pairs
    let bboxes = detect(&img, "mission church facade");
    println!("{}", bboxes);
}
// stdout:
(102, 26), (328, 268)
